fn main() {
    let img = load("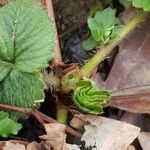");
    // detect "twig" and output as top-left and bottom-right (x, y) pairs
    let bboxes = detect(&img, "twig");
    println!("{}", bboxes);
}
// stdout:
(45, 0), (63, 63)
(0, 104), (82, 138)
